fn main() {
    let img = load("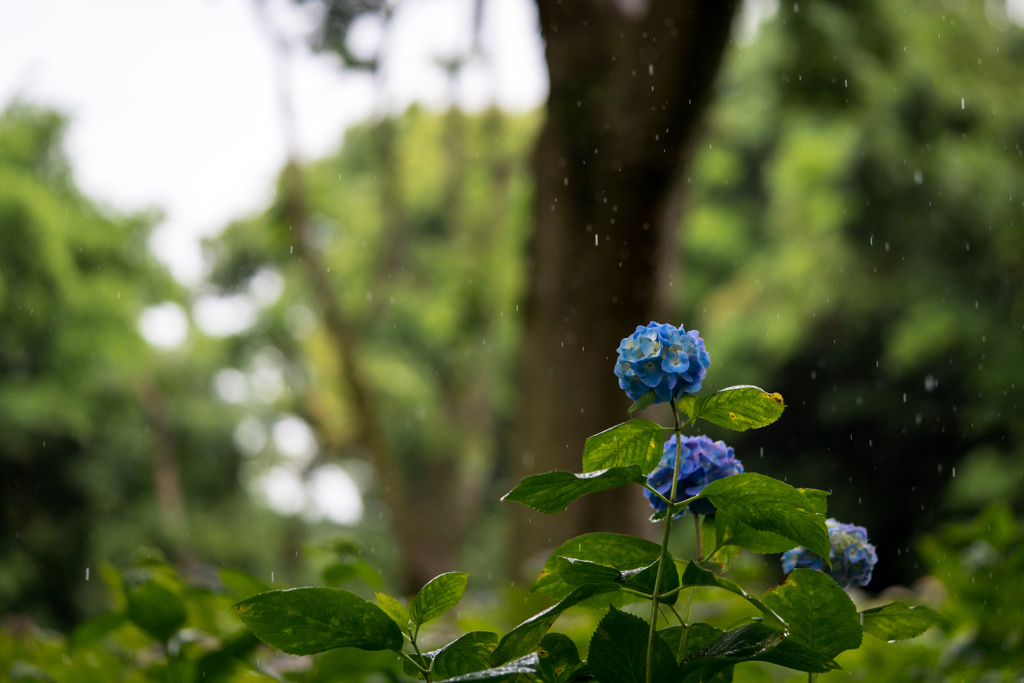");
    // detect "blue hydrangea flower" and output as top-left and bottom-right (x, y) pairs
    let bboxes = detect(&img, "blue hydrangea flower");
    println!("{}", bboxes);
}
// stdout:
(644, 435), (743, 517)
(614, 322), (710, 404)
(781, 519), (879, 588)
